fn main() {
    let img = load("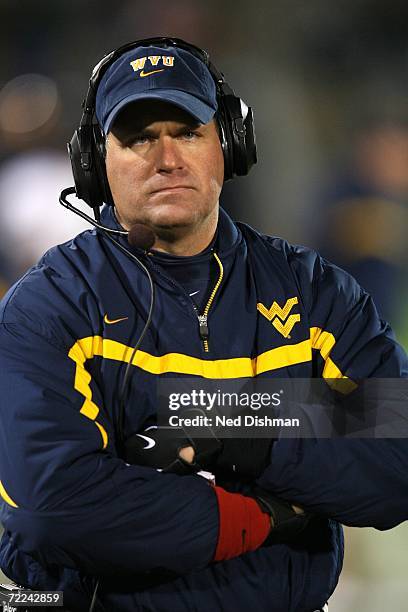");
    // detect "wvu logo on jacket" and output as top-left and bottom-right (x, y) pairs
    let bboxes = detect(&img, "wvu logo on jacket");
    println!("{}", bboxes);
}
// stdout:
(257, 297), (300, 338)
